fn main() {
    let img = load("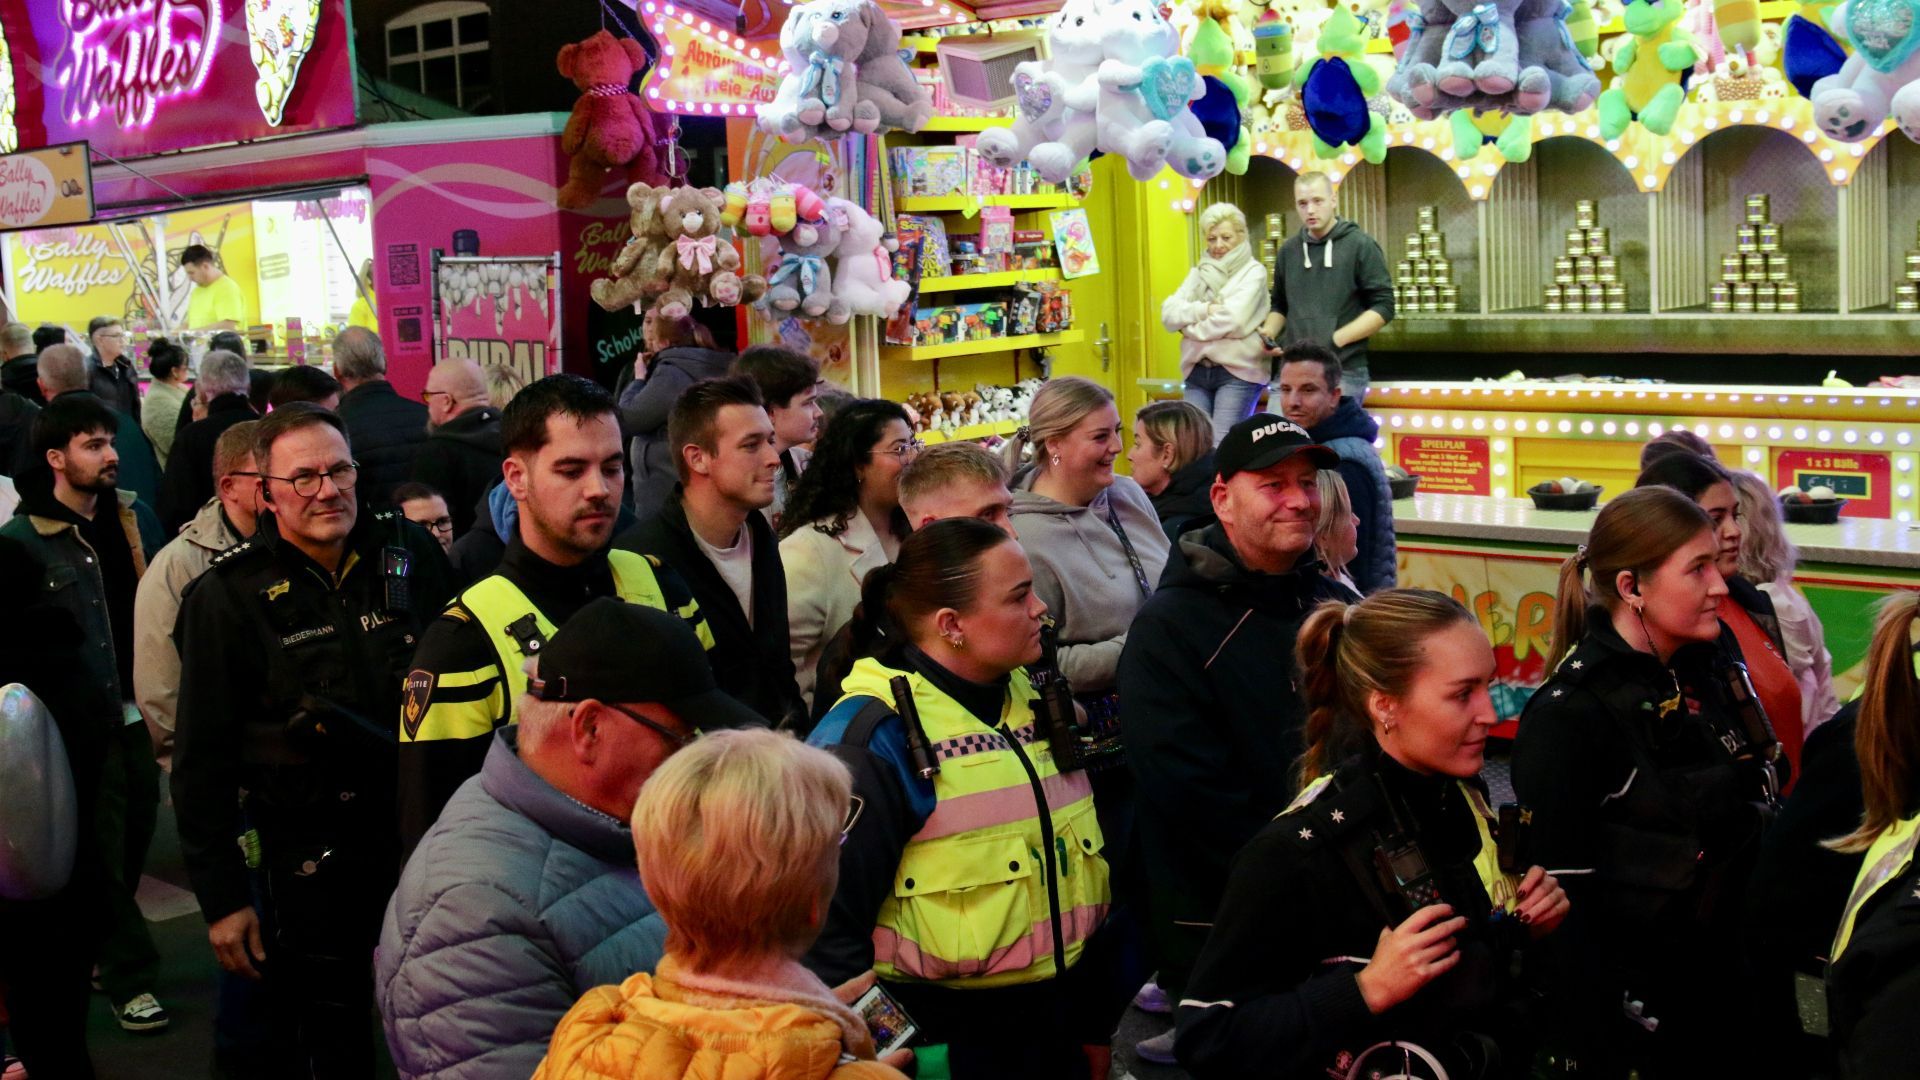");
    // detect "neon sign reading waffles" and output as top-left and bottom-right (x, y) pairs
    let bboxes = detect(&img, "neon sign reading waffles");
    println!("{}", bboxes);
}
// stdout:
(53, 0), (222, 130)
